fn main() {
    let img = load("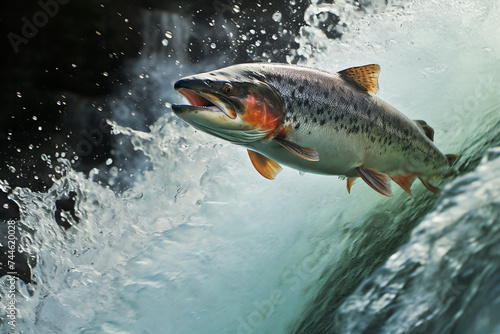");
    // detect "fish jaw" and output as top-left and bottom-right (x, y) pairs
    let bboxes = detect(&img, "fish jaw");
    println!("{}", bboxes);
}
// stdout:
(173, 74), (284, 144)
